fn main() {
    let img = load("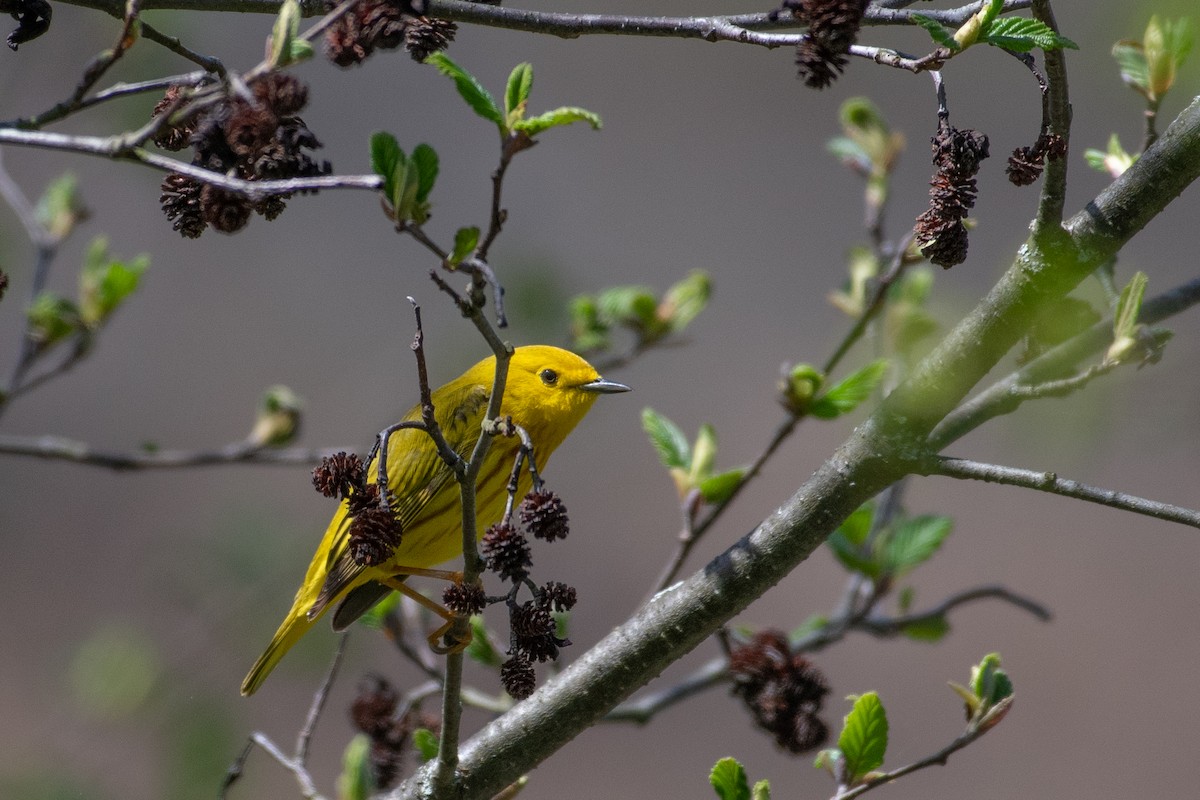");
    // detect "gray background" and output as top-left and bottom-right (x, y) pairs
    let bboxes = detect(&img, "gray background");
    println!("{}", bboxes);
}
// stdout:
(2, 1), (1199, 798)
